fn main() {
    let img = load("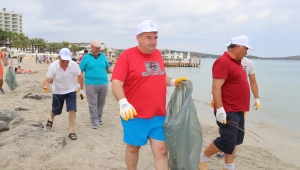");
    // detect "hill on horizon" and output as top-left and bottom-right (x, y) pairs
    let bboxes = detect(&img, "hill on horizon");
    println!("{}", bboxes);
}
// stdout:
(162, 50), (300, 60)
